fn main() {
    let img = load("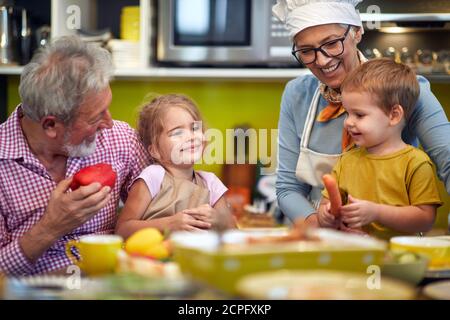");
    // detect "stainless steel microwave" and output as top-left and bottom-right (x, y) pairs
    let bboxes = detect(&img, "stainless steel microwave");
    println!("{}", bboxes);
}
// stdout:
(156, 0), (297, 67)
